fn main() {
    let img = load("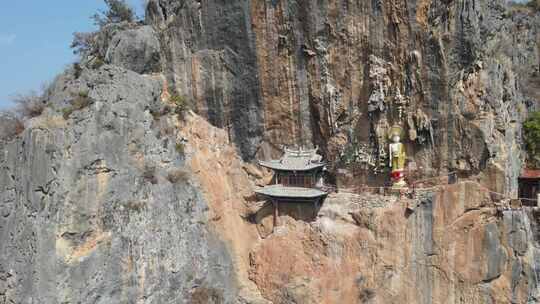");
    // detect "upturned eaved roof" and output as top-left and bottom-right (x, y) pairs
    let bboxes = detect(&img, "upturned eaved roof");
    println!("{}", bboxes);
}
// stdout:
(255, 184), (327, 199)
(259, 148), (325, 171)
(520, 169), (540, 179)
